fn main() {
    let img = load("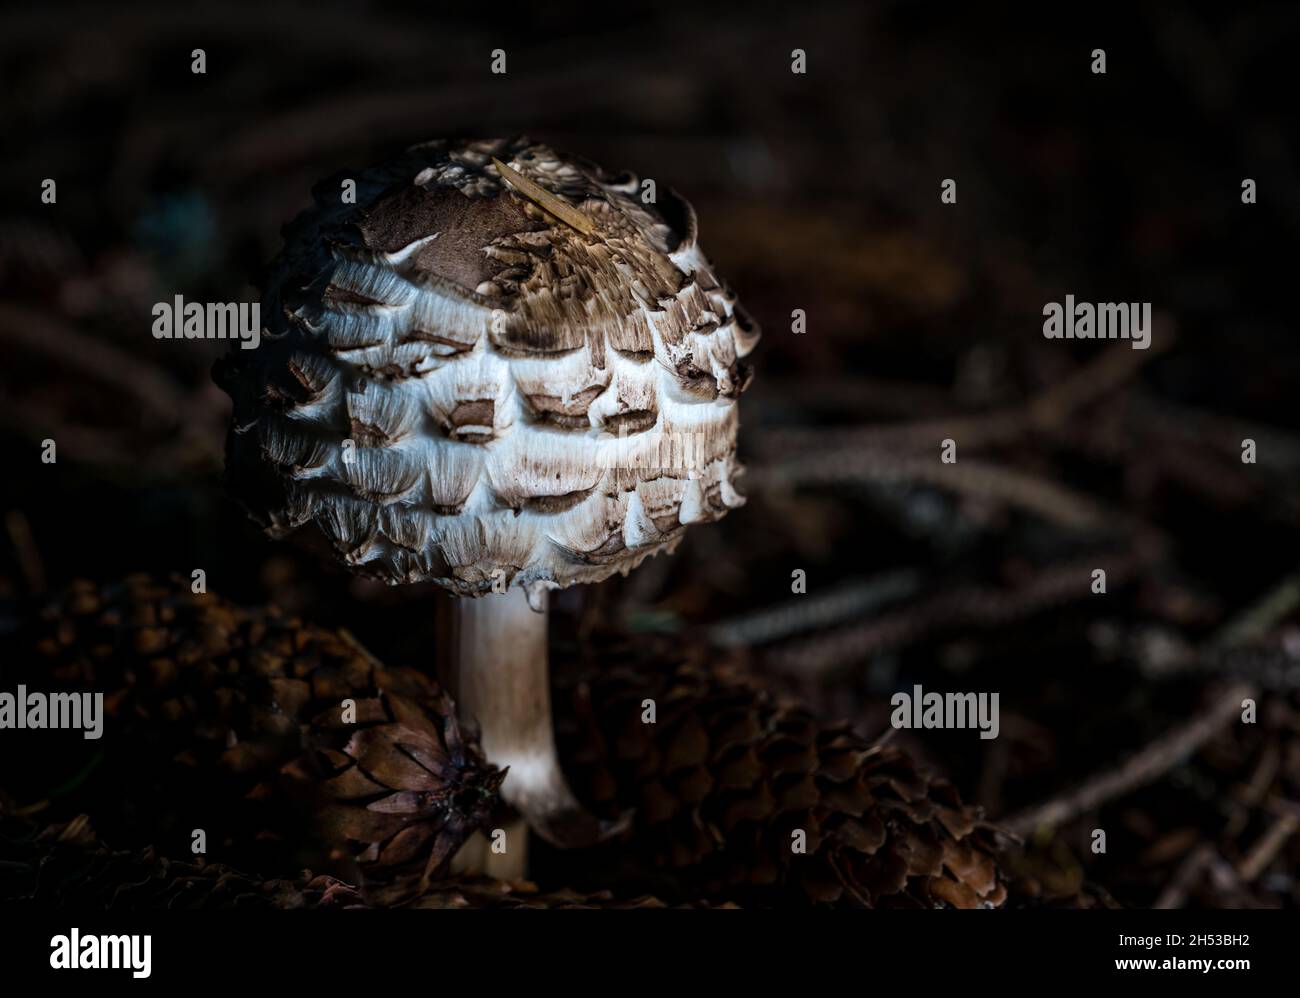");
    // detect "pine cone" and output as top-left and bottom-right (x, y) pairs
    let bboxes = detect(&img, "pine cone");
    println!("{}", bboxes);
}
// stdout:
(215, 136), (759, 605)
(555, 642), (1007, 908)
(0, 575), (502, 895)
